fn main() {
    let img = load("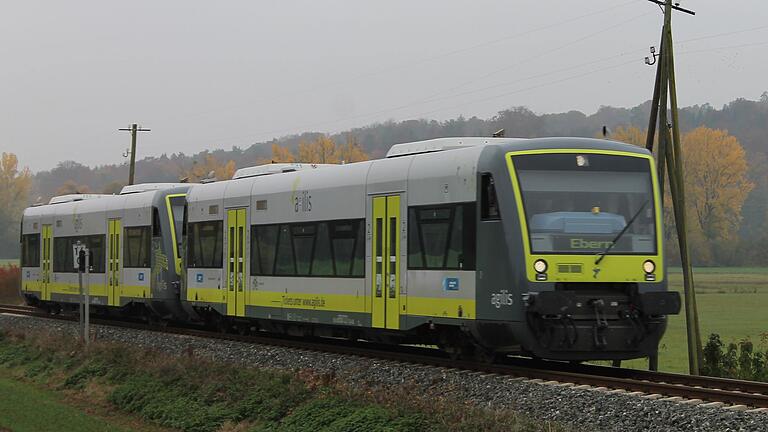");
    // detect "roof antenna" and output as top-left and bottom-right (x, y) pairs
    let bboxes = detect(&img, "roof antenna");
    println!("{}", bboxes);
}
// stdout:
(492, 128), (505, 138)
(602, 126), (609, 138)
